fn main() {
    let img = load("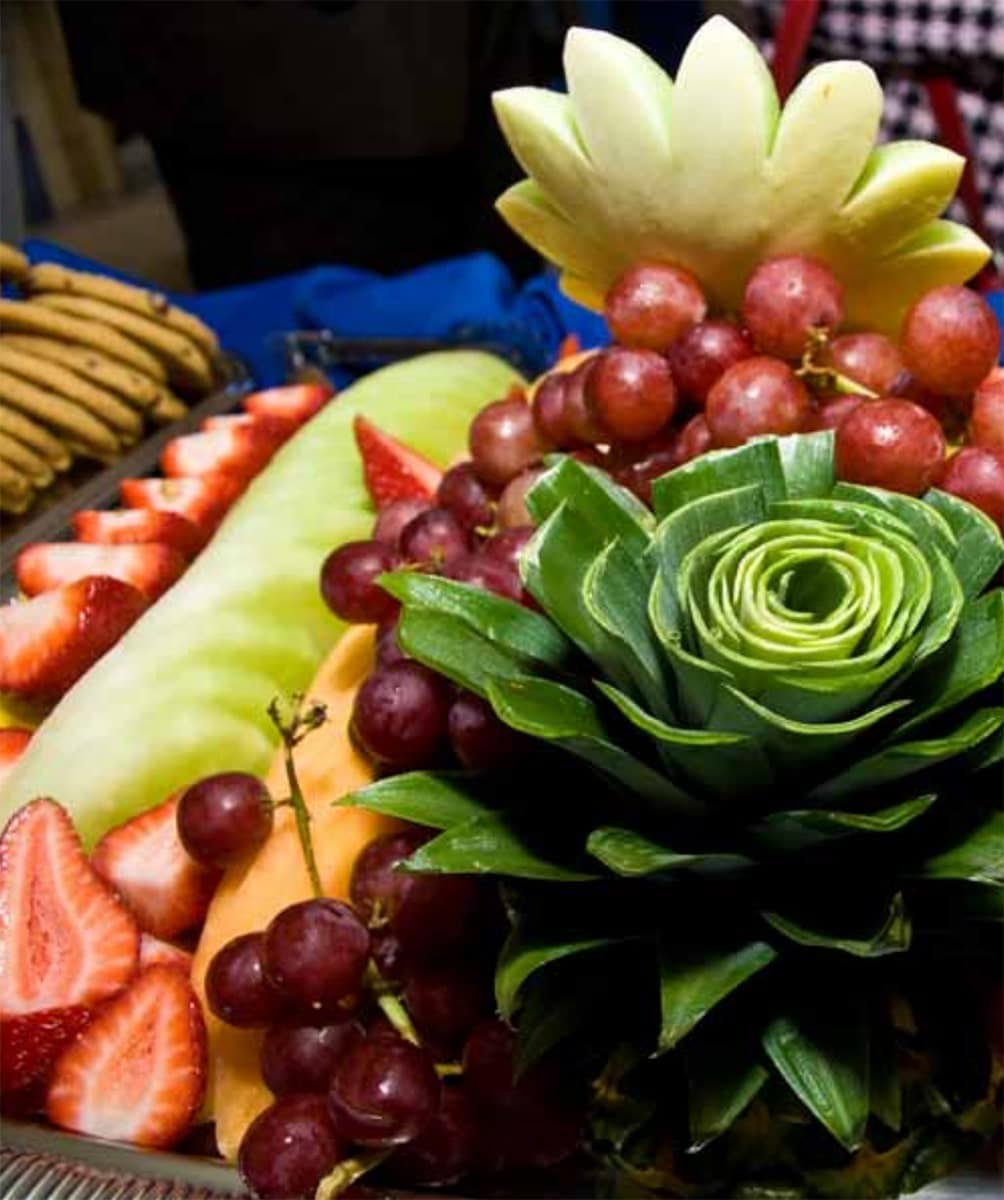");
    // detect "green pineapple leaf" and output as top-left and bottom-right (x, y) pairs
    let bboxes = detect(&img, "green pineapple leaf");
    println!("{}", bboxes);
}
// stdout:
(684, 1021), (770, 1152)
(586, 826), (753, 877)
(337, 771), (491, 829)
(761, 891), (912, 958)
